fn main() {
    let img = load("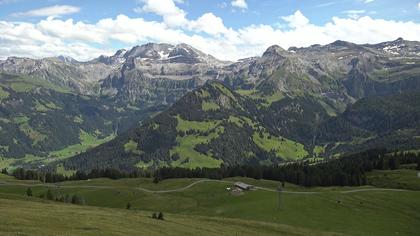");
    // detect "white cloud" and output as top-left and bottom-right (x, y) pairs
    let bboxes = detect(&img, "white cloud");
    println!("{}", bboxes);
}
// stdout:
(189, 13), (230, 36)
(138, 0), (188, 27)
(231, 0), (247, 9)
(418, 2), (420, 10)
(281, 10), (310, 28)
(364, 0), (374, 3)
(1, 9), (420, 62)
(11, 5), (80, 17)
(343, 10), (366, 19)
